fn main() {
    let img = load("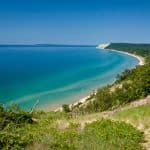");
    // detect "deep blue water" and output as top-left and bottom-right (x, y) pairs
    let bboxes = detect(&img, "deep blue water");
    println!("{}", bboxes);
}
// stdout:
(0, 46), (139, 109)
